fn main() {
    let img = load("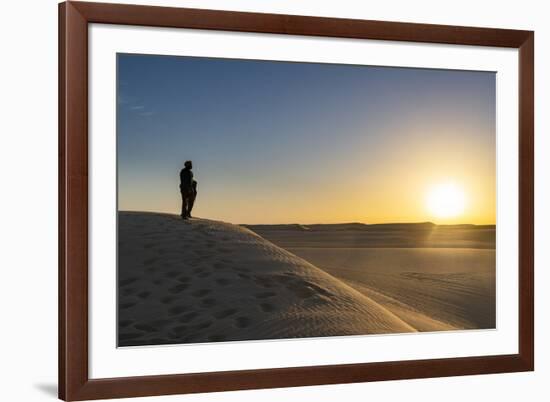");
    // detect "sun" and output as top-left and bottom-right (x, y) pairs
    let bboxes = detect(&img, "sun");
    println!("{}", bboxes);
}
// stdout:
(426, 182), (466, 219)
